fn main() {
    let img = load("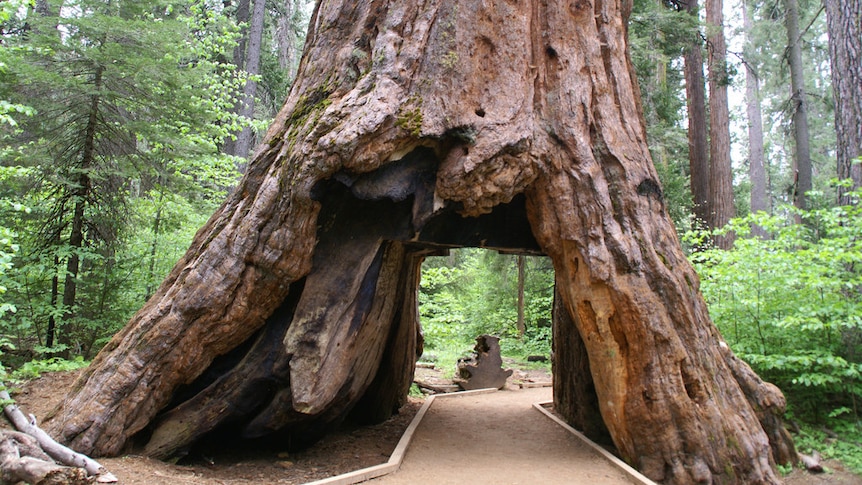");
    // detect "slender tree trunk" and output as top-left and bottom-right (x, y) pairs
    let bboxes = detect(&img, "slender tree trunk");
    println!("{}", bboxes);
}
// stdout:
(784, 0), (812, 210)
(145, 187), (165, 301)
(743, 0), (768, 229)
(276, 0), (299, 77)
(46, 255), (60, 349)
(516, 255), (525, 338)
(706, 0), (735, 248)
(825, 0), (862, 204)
(222, 0), (251, 158)
(59, 66), (102, 354)
(46, 1), (793, 482)
(232, 0), (251, 72)
(232, 0), (267, 164)
(682, 0), (711, 229)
